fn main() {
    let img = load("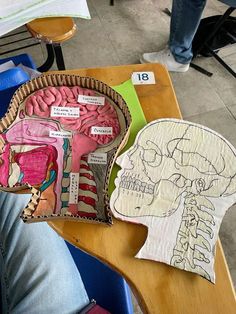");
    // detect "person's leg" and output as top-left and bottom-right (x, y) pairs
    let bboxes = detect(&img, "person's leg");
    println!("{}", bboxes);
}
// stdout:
(0, 191), (89, 314)
(141, 0), (207, 71)
(169, 0), (207, 64)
